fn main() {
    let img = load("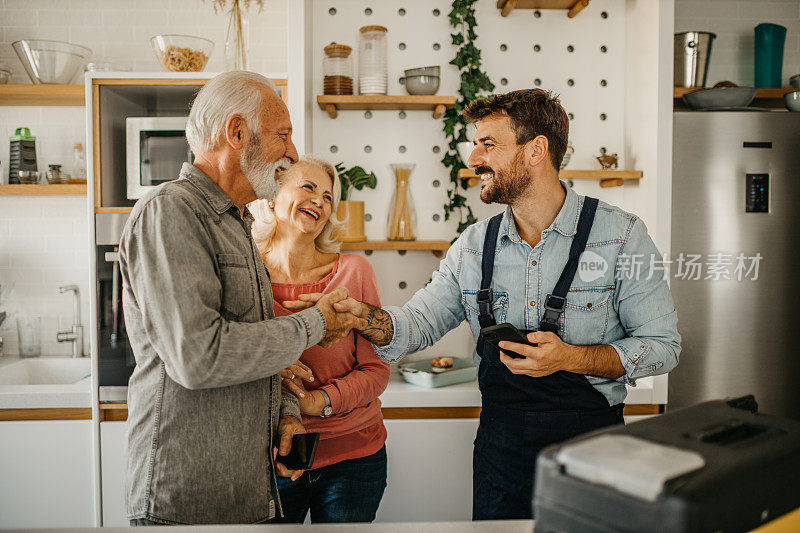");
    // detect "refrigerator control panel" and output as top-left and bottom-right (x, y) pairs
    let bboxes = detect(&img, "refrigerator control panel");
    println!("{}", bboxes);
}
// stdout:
(746, 174), (769, 213)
